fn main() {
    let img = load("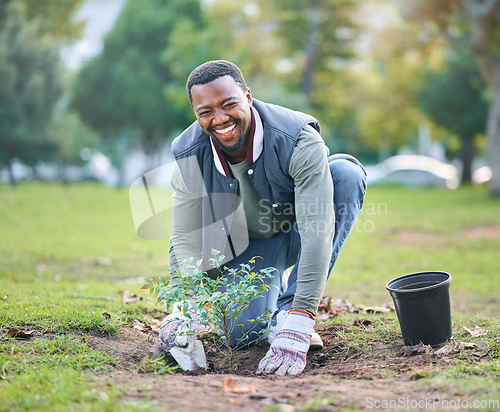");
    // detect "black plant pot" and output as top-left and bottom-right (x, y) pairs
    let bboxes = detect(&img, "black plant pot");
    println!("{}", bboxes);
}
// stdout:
(386, 271), (452, 347)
